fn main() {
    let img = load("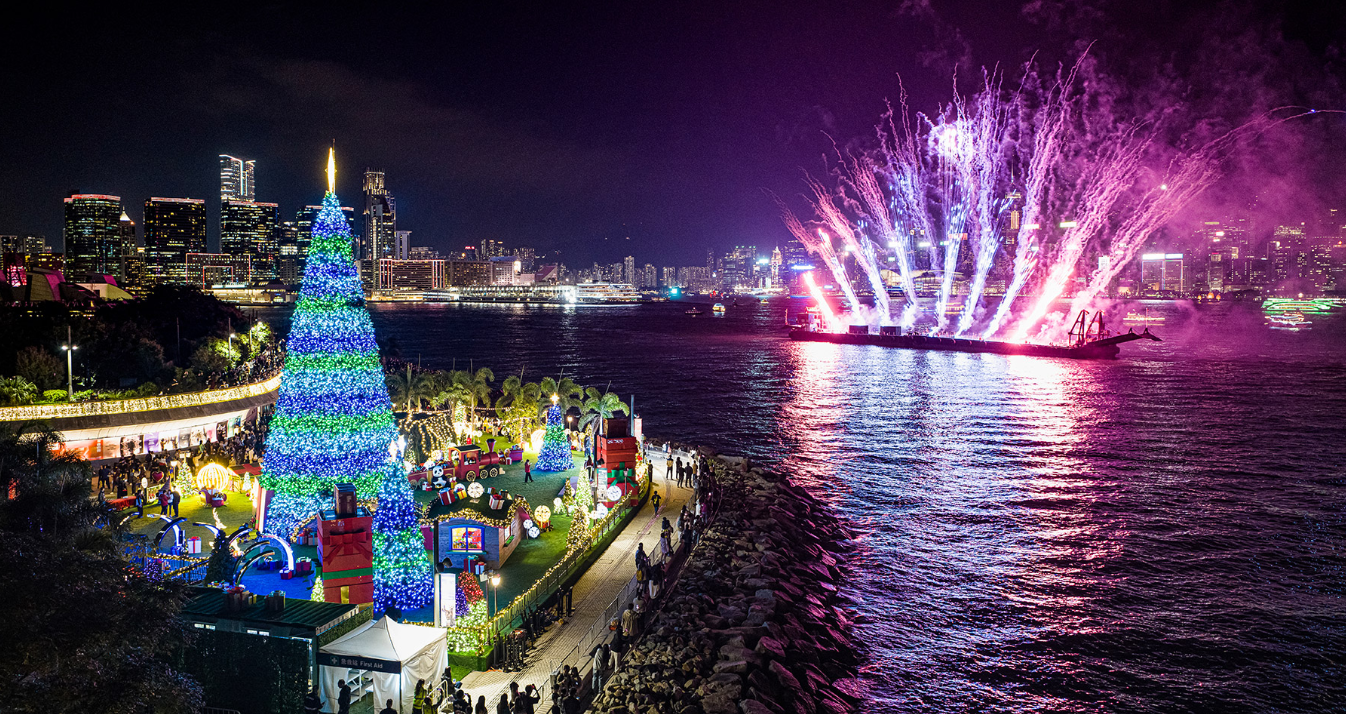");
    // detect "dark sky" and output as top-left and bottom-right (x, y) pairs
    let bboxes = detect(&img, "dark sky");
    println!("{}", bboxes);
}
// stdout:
(1, 1), (1342, 265)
